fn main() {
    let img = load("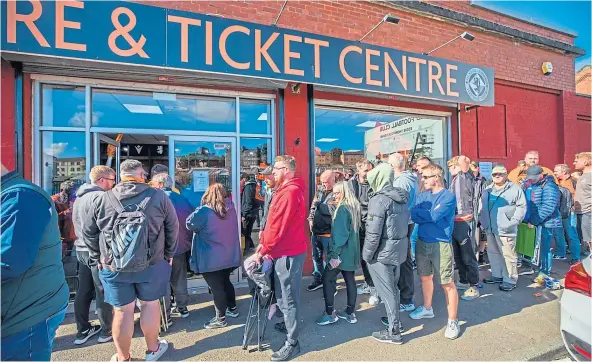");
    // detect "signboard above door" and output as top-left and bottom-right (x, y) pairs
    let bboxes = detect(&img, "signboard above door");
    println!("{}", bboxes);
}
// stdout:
(1, 0), (494, 106)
